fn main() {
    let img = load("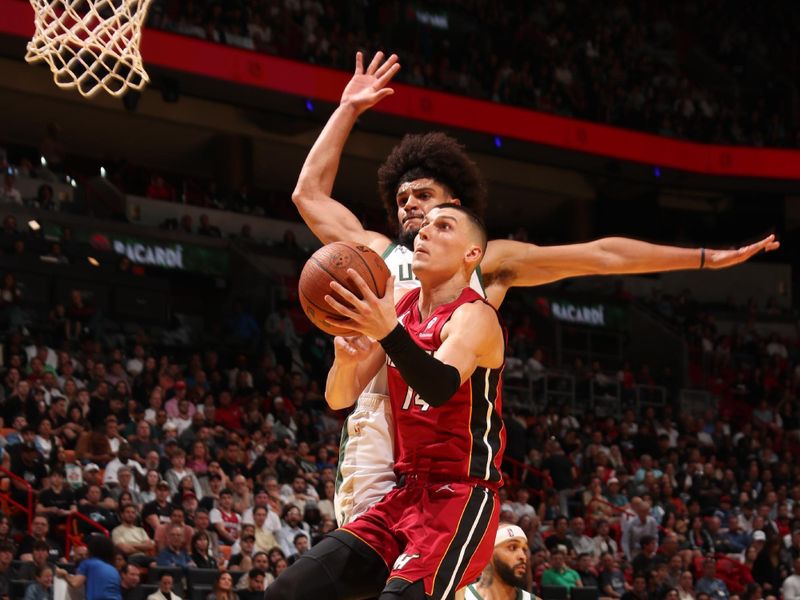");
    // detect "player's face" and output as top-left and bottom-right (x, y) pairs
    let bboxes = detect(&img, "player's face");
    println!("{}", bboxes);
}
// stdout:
(395, 179), (457, 249)
(412, 207), (479, 276)
(493, 540), (528, 588)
